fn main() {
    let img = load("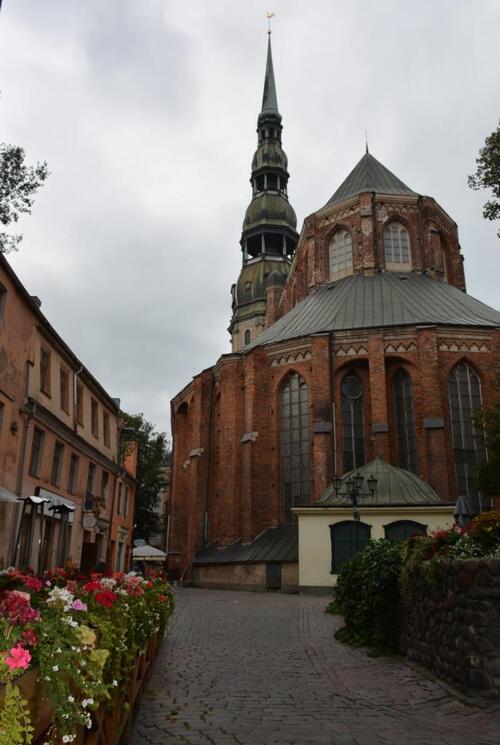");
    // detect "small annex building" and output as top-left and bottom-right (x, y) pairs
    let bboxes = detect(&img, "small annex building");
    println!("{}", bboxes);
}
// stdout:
(295, 458), (455, 592)
(168, 34), (500, 592)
